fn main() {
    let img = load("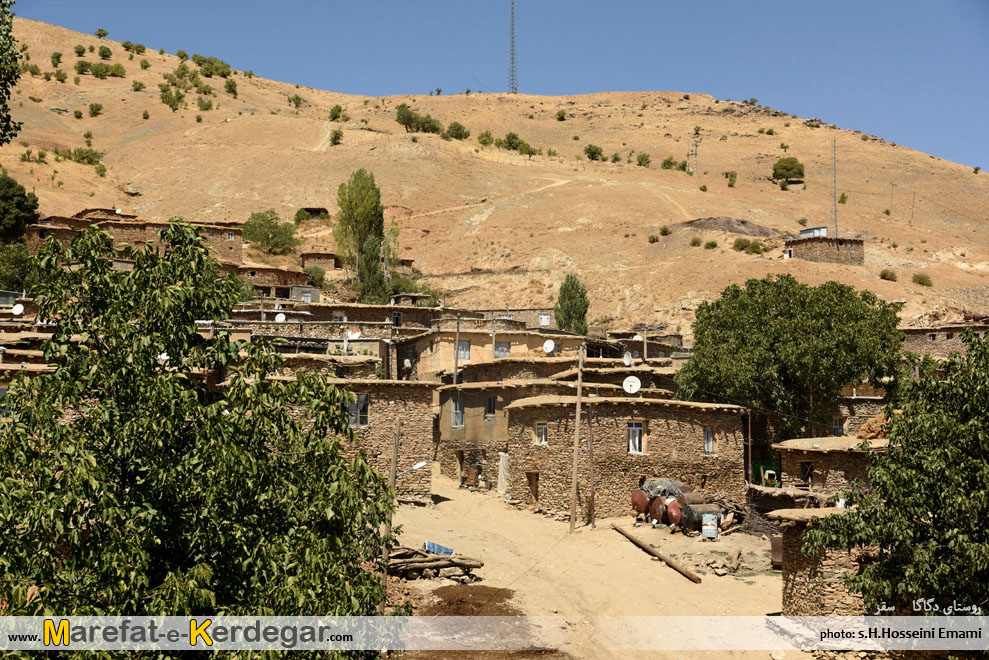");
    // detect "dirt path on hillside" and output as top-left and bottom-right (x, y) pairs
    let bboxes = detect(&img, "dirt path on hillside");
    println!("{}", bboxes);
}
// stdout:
(395, 472), (788, 660)
(409, 177), (573, 221)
